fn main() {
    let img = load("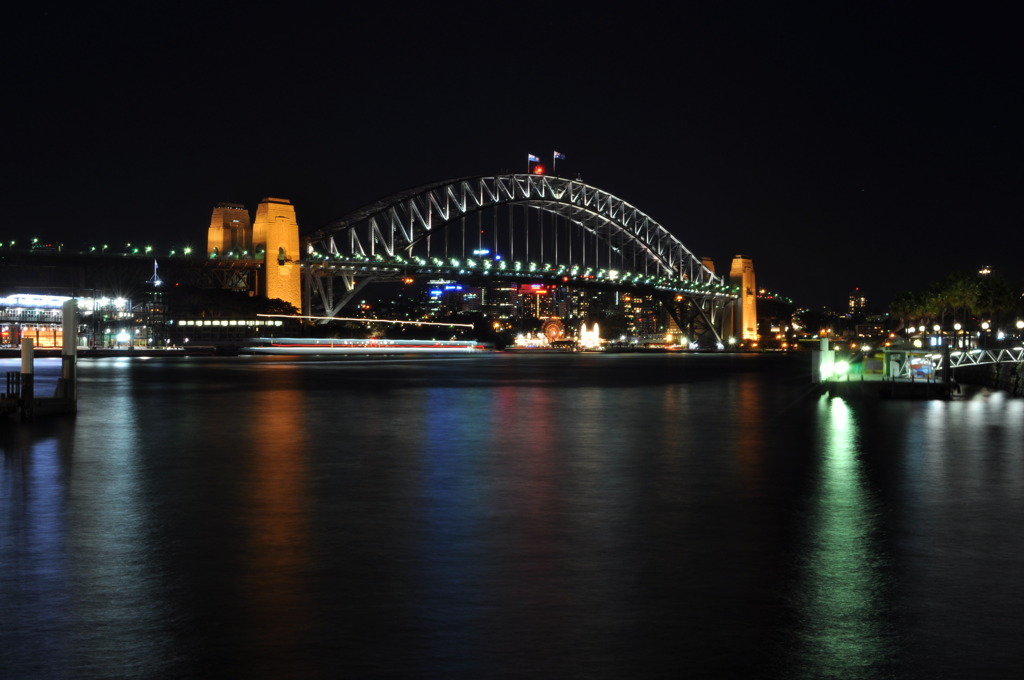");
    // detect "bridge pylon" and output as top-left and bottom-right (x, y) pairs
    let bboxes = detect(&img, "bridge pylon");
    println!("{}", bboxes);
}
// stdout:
(252, 198), (303, 312)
